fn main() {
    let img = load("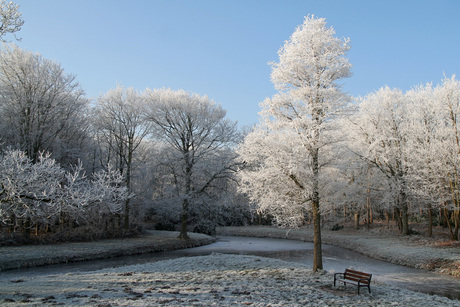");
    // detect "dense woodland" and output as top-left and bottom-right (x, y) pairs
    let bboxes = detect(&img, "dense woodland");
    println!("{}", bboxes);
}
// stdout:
(0, 3), (459, 259)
